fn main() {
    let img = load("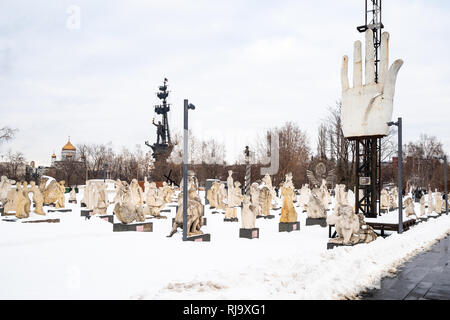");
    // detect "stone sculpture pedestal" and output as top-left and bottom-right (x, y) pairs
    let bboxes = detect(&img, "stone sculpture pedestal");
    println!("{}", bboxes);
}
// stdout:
(257, 215), (275, 219)
(172, 217), (207, 226)
(48, 208), (72, 213)
(305, 218), (327, 227)
(186, 234), (211, 242)
(239, 228), (259, 239)
(327, 242), (356, 250)
(419, 216), (428, 222)
(113, 221), (153, 232)
(80, 209), (94, 217)
(69, 200), (77, 204)
(279, 221), (300, 232)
